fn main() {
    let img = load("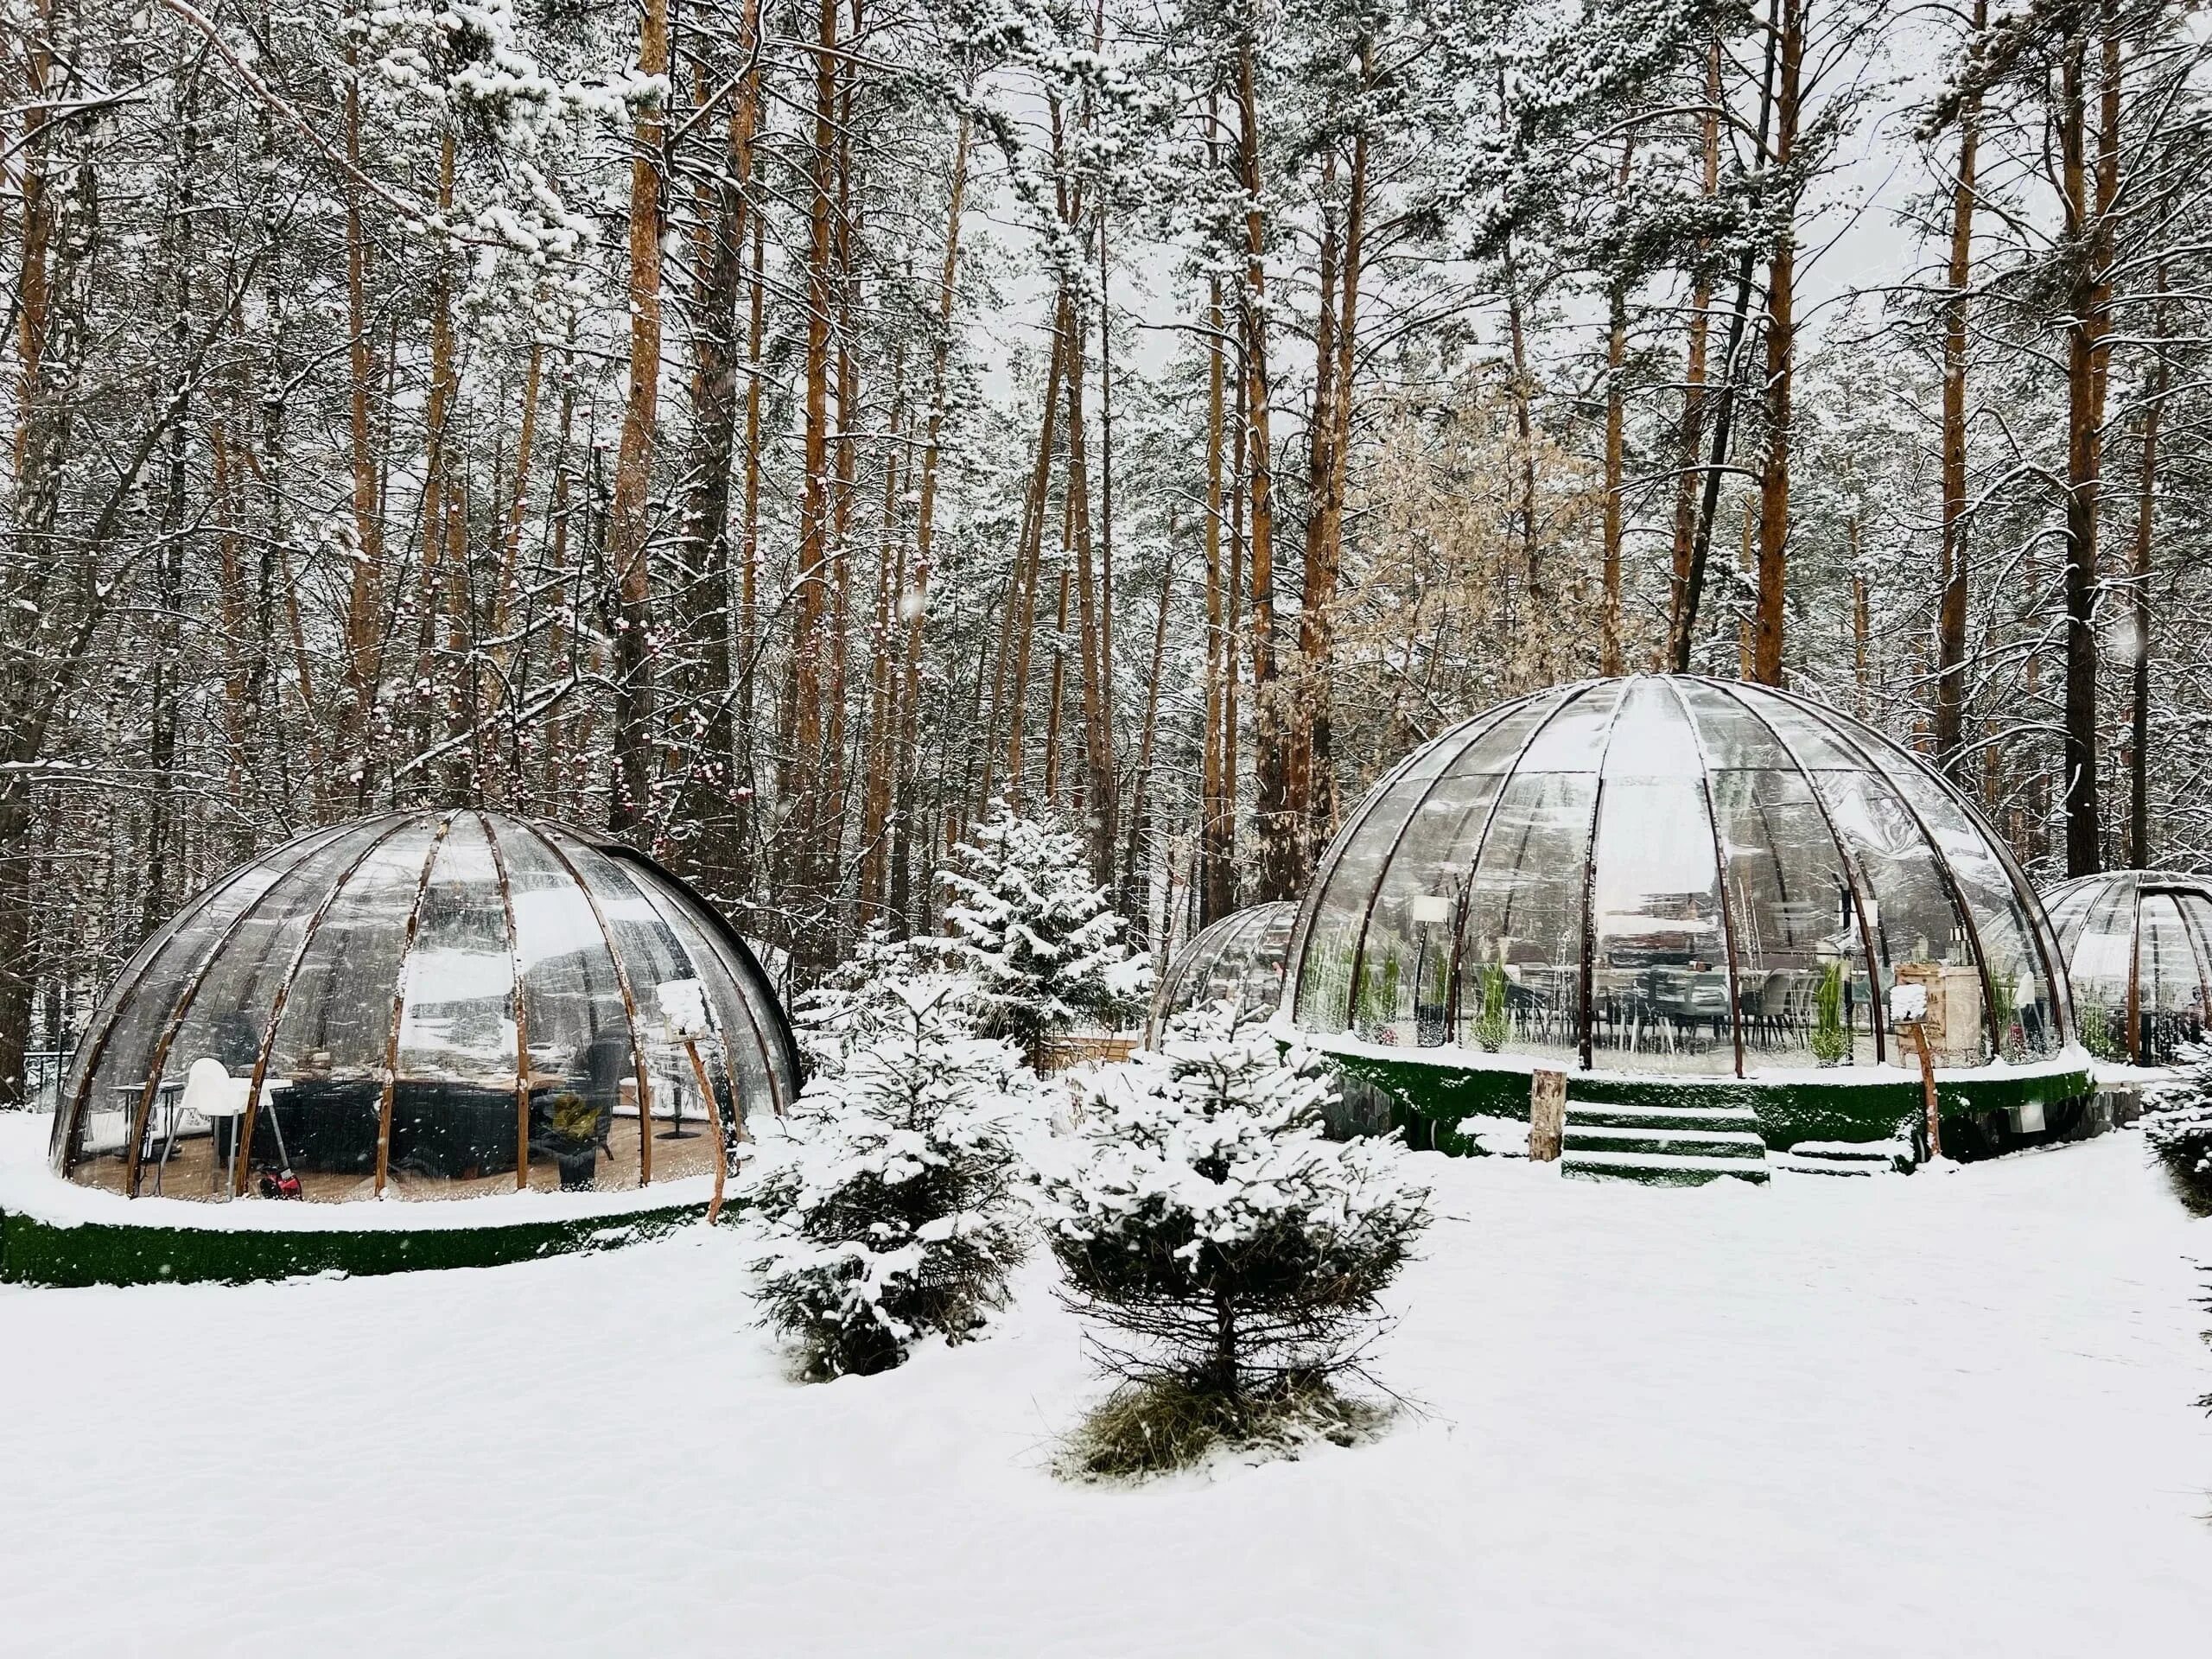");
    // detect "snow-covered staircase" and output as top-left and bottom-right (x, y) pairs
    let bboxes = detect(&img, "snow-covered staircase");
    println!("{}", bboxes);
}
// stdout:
(1558, 1102), (1770, 1186)
(1770, 1140), (1911, 1178)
